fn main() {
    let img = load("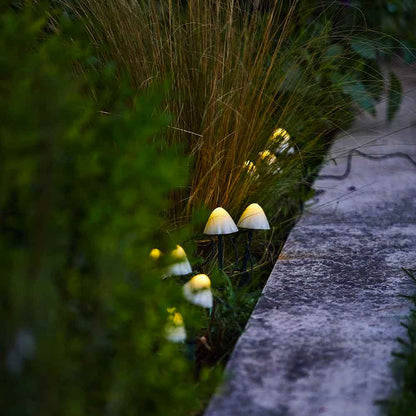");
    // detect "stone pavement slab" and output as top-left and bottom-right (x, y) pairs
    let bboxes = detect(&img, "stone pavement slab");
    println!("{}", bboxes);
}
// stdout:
(205, 63), (416, 416)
